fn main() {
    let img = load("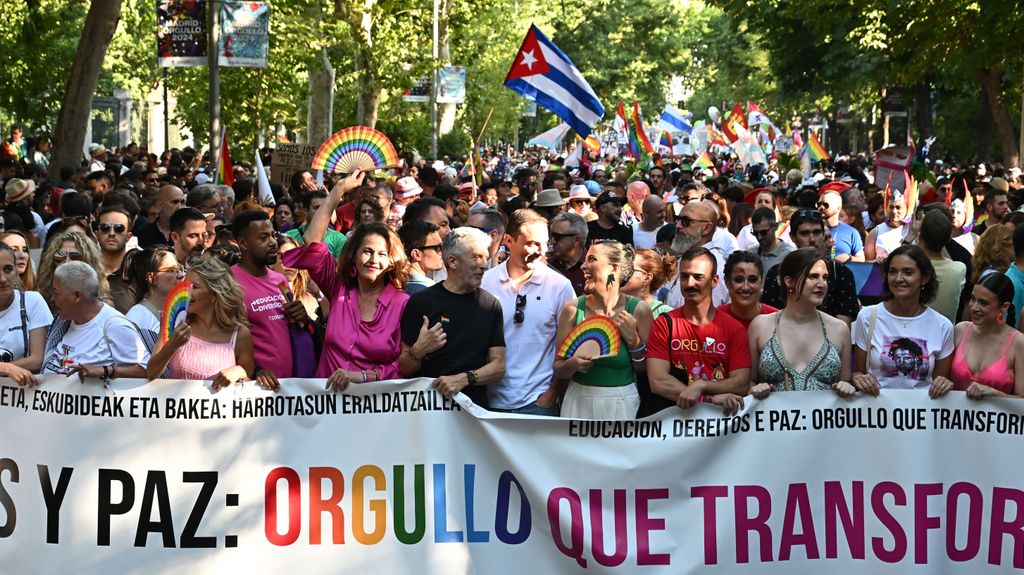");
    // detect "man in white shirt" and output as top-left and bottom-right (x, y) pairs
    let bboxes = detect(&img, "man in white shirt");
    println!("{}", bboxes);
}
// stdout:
(481, 209), (575, 415)
(632, 195), (666, 249)
(42, 261), (149, 379)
